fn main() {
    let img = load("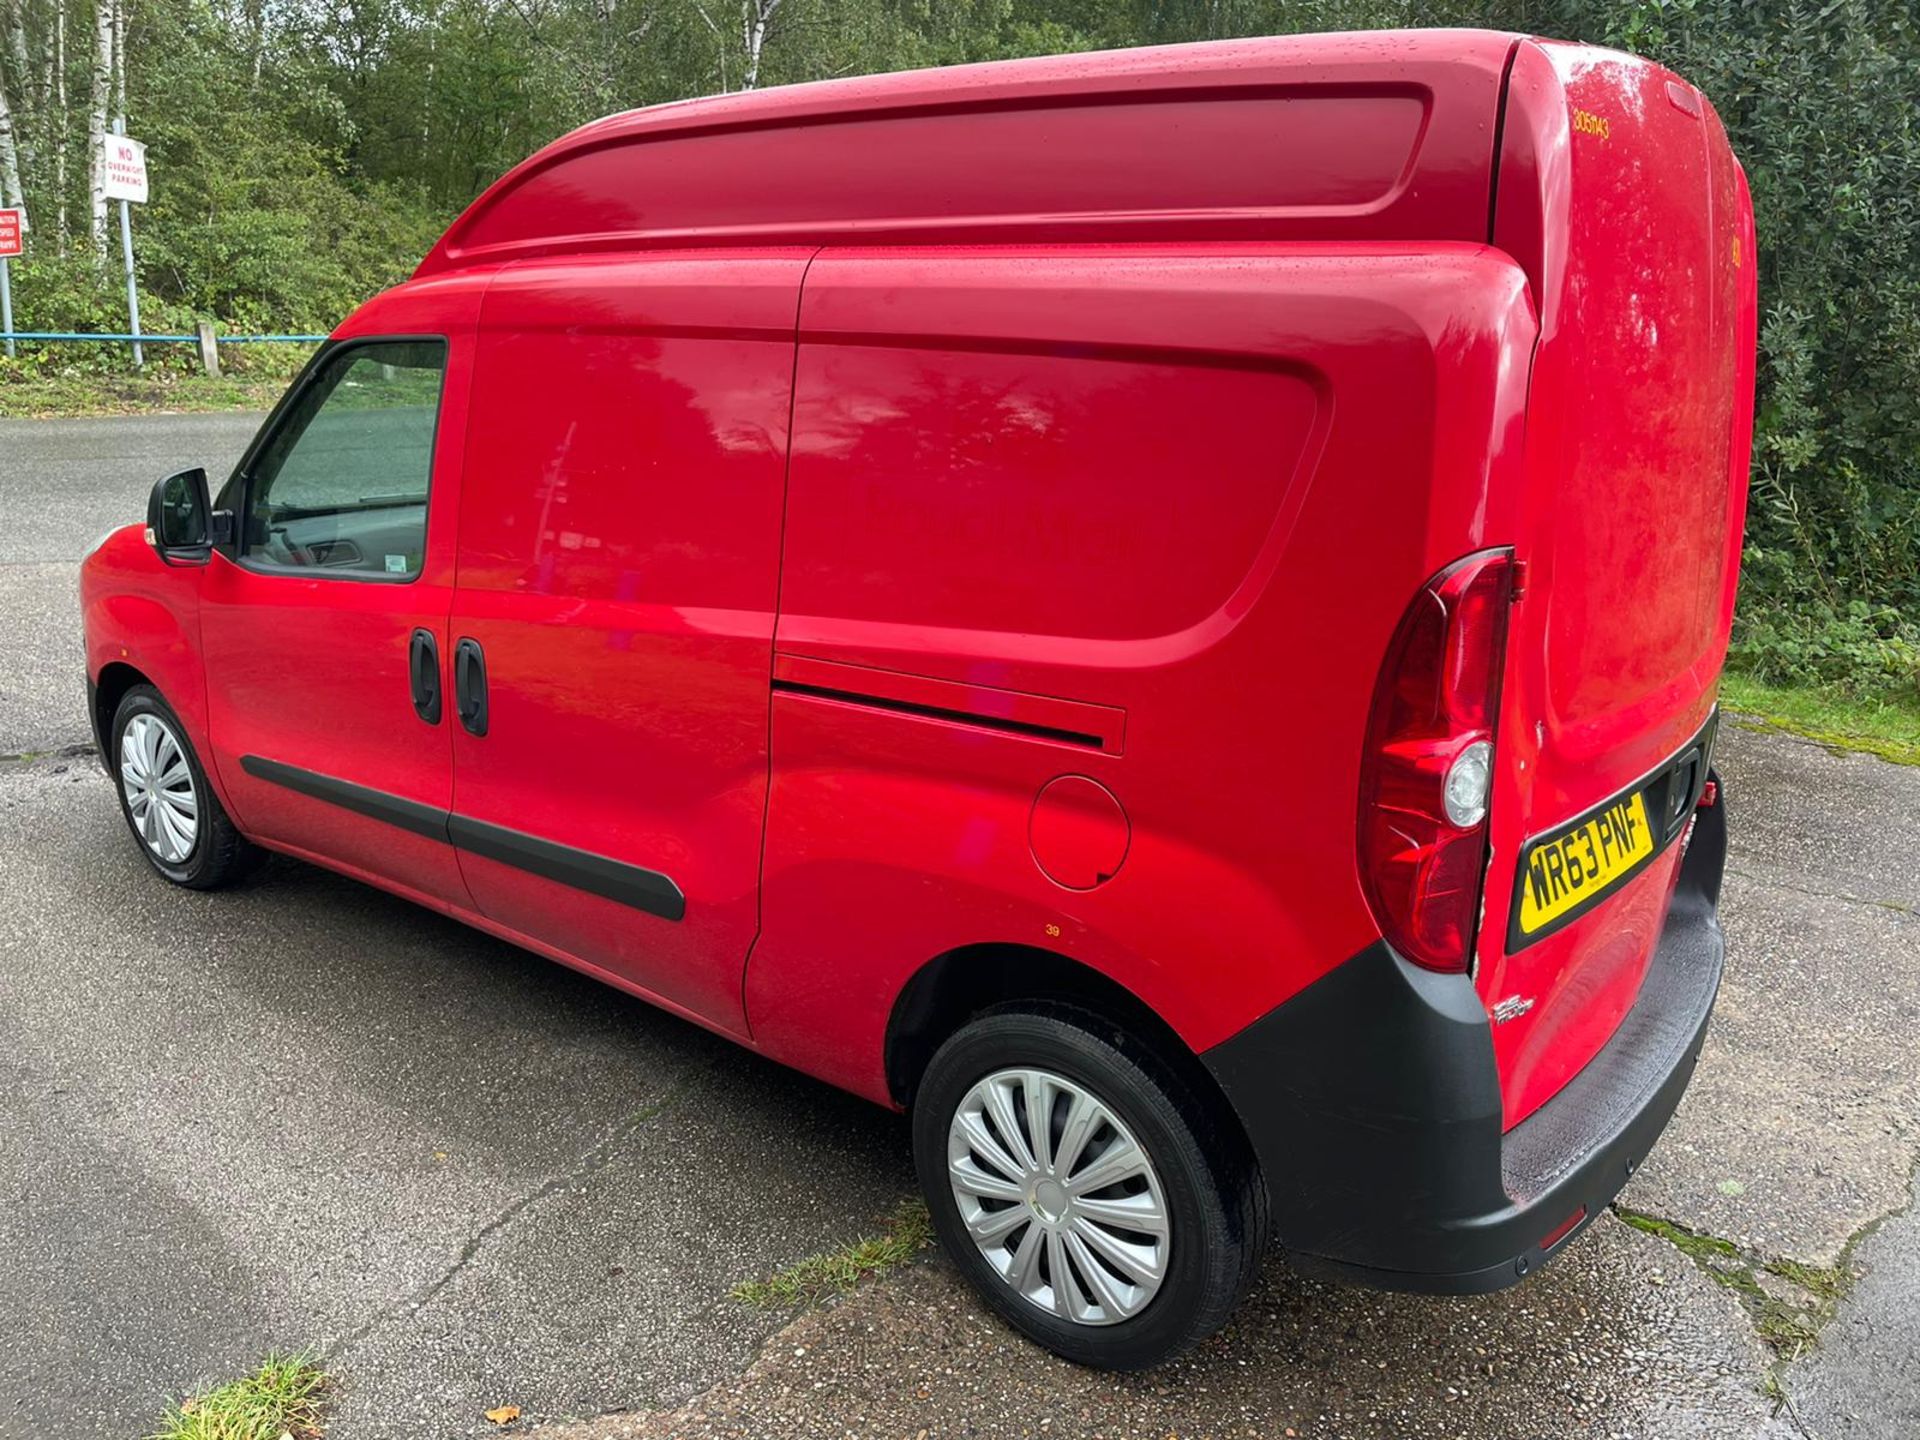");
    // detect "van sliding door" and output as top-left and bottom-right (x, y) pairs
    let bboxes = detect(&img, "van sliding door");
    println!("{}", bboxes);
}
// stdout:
(445, 252), (808, 1035)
